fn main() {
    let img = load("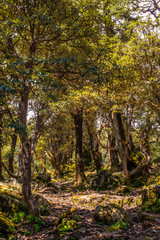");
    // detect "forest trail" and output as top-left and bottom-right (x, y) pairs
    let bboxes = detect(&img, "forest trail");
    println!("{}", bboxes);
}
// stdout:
(22, 181), (160, 240)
